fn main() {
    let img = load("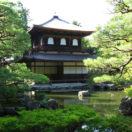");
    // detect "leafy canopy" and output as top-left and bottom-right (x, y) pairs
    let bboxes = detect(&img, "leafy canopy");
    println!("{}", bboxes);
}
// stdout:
(0, 1), (49, 101)
(0, 1), (30, 59)
(84, 0), (132, 84)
